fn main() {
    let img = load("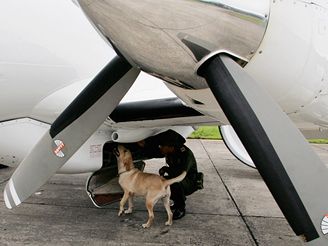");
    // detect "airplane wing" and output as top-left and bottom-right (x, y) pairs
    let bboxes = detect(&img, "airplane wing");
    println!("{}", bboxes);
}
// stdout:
(109, 97), (218, 127)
